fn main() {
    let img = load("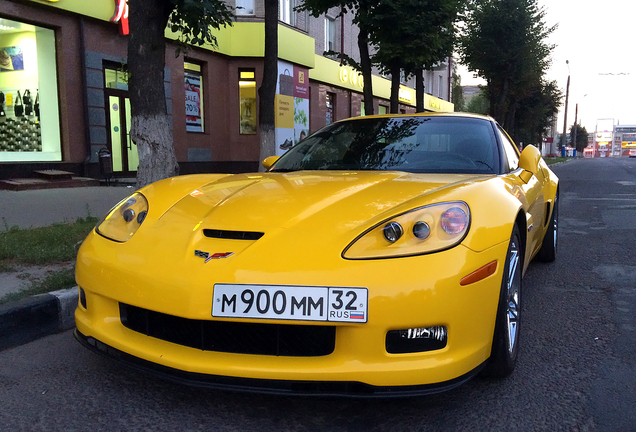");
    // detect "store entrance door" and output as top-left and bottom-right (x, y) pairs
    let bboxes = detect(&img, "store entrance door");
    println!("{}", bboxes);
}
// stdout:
(106, 92), (138, 175)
